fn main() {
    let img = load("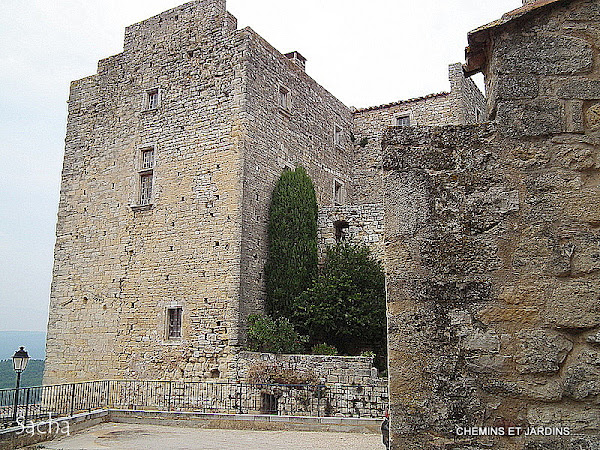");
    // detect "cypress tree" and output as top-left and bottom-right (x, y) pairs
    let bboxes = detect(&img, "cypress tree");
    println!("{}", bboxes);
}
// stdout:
(265, 166), (318, 320)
